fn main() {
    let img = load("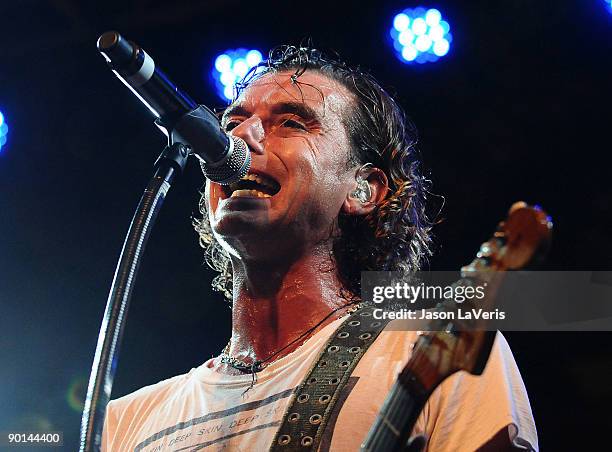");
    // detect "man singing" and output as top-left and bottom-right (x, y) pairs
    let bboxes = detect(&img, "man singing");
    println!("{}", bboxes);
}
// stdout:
(102, 47), (538, 451)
